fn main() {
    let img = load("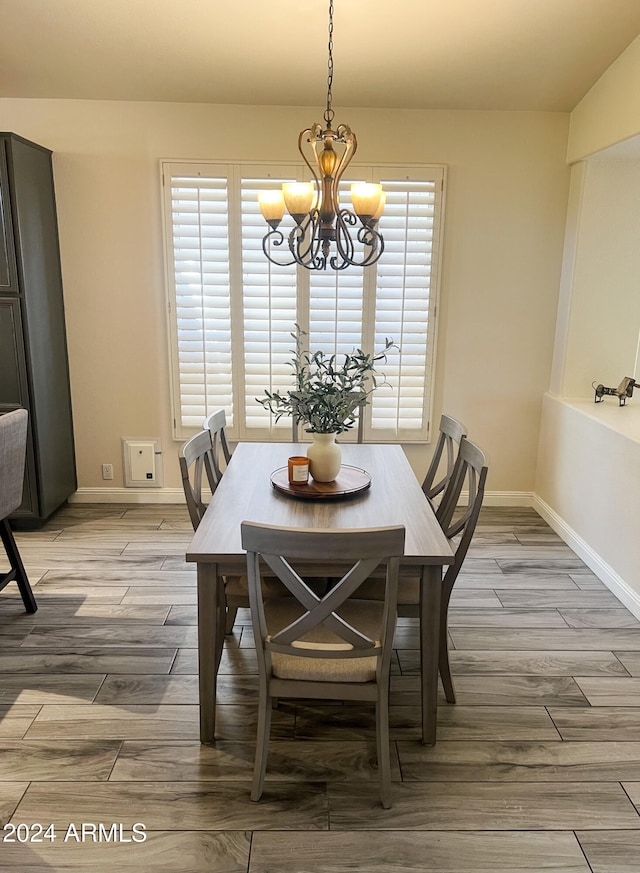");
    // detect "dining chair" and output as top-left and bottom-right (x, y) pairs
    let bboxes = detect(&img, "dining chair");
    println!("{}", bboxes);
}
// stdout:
(241, 521), (405, 809)
(0, 409), (37, 613)
(358, 437), (488, 704)
(434, 438), (488, 702)
(178, 429), (219, 530)
(422, 413), (467, 514)
(202, 408), (233, 482)
(179, 429), (247, 634)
